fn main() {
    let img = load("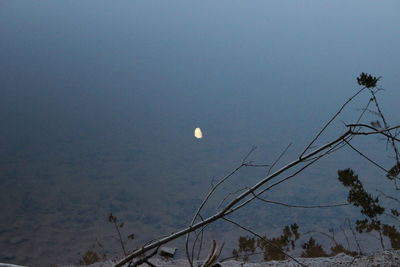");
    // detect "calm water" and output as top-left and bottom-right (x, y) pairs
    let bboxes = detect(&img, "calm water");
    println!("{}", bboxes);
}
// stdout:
(1, 1), (400, 265)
